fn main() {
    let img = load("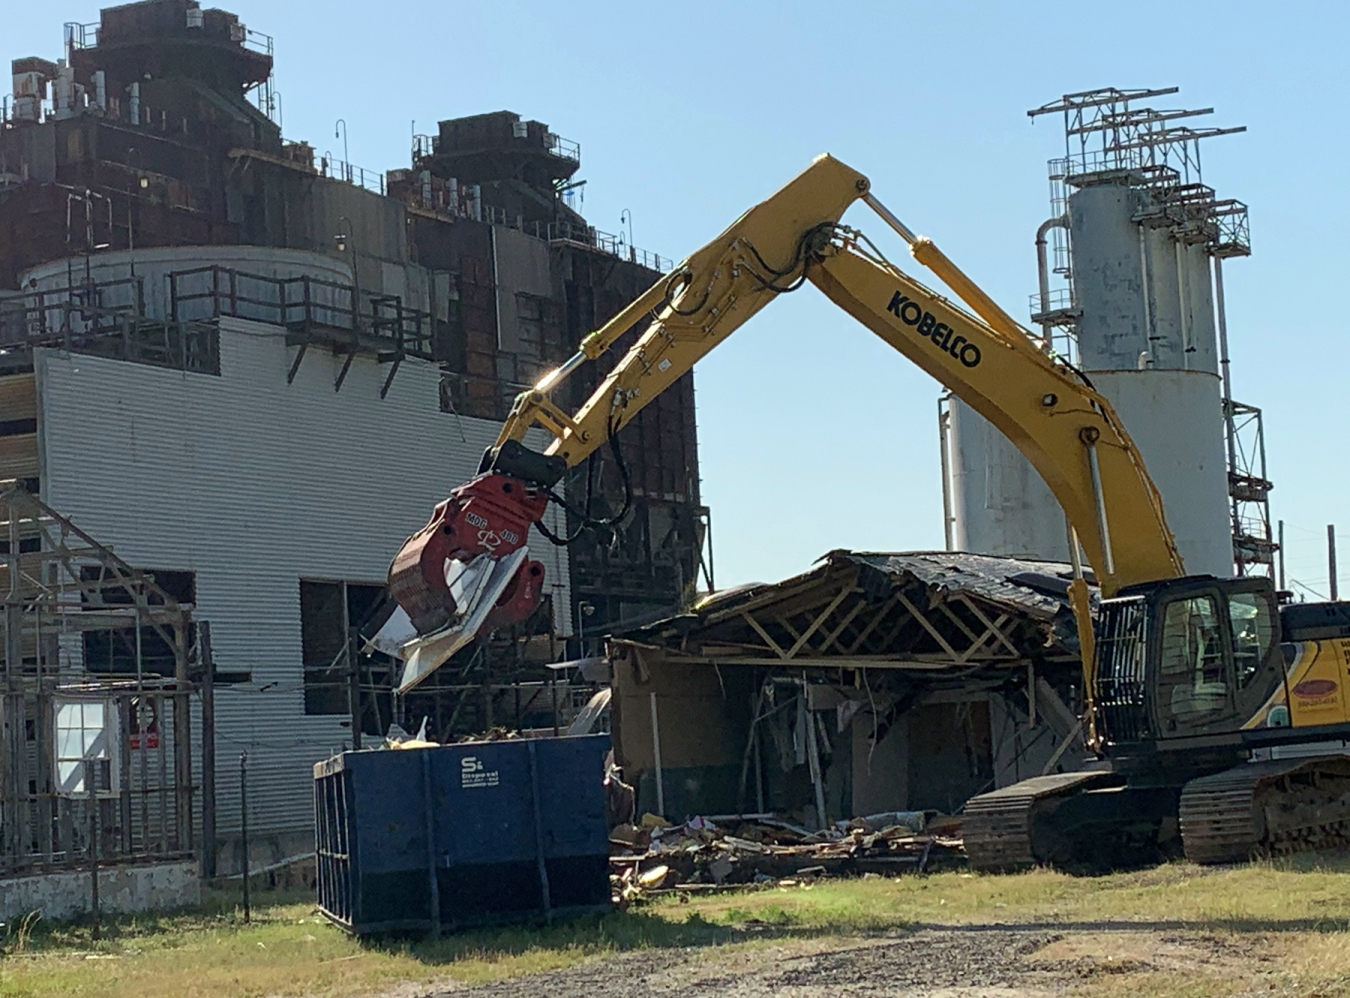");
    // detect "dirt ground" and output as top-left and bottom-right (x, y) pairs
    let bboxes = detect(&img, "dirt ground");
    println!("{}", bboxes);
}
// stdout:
(397, 923), (1287, 998)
